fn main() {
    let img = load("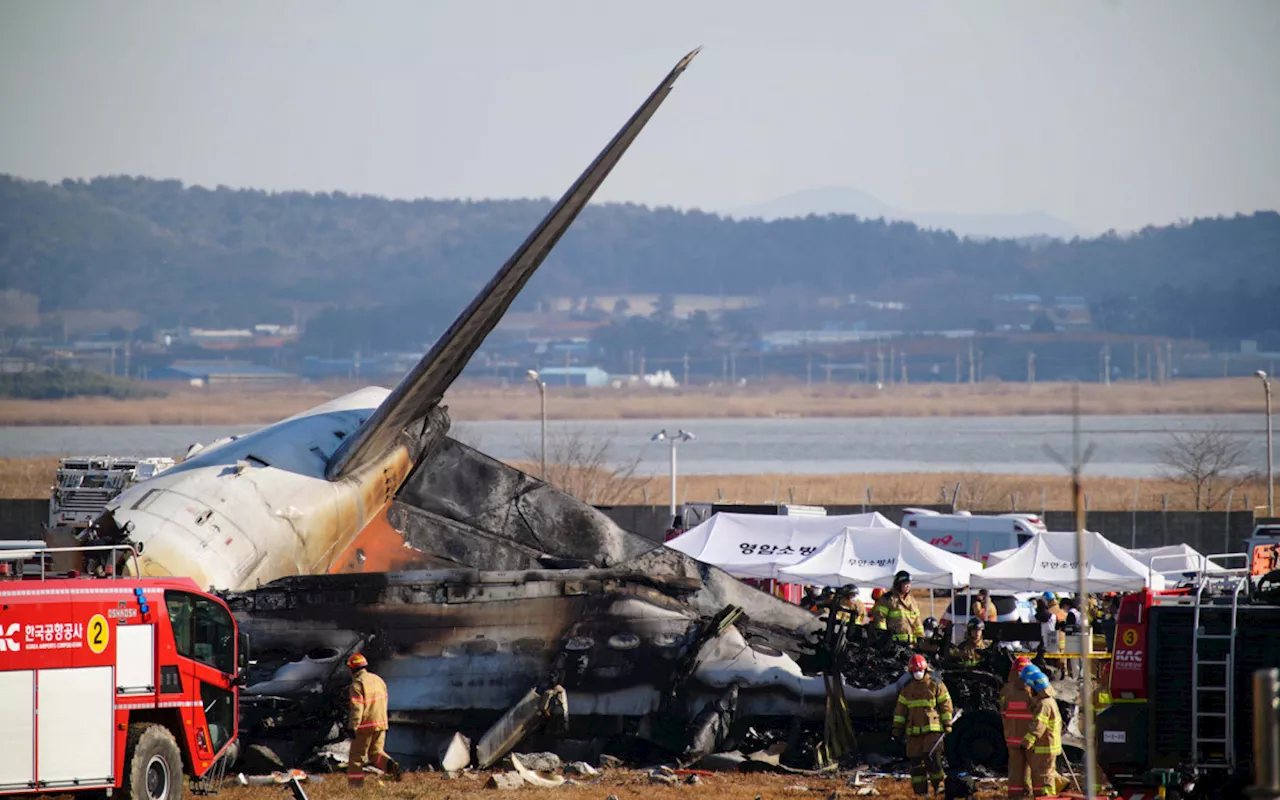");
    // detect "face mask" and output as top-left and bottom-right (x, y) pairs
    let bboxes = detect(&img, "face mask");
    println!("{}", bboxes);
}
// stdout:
(911, 670), (925, 680)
